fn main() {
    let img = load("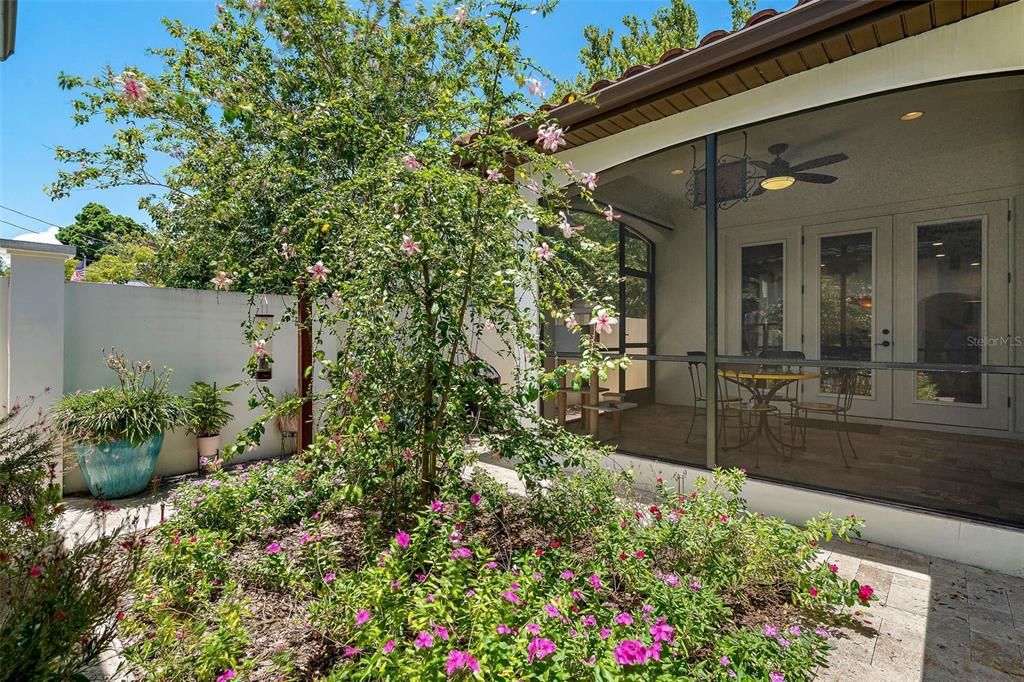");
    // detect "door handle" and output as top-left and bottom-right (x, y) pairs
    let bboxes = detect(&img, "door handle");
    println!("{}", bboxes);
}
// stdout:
(874, 340), (891, 347)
